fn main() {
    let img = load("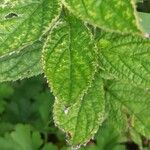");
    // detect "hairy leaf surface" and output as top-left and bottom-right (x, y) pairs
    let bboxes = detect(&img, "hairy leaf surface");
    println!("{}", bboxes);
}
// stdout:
(106, 80), (150, 138)
(98, 32), (150, 88)
(0, 41), (43, 82)
(42, 12), (101, 145)
(54, 72), (105, 145)
(62, 0), (142, 34)
(0, 0), (60, 56)
(43, 13), (97, 105)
